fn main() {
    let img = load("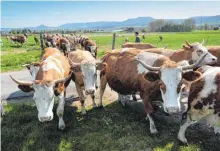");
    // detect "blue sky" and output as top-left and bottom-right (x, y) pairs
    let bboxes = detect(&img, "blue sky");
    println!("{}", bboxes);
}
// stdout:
(1, 1), (220, 28)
